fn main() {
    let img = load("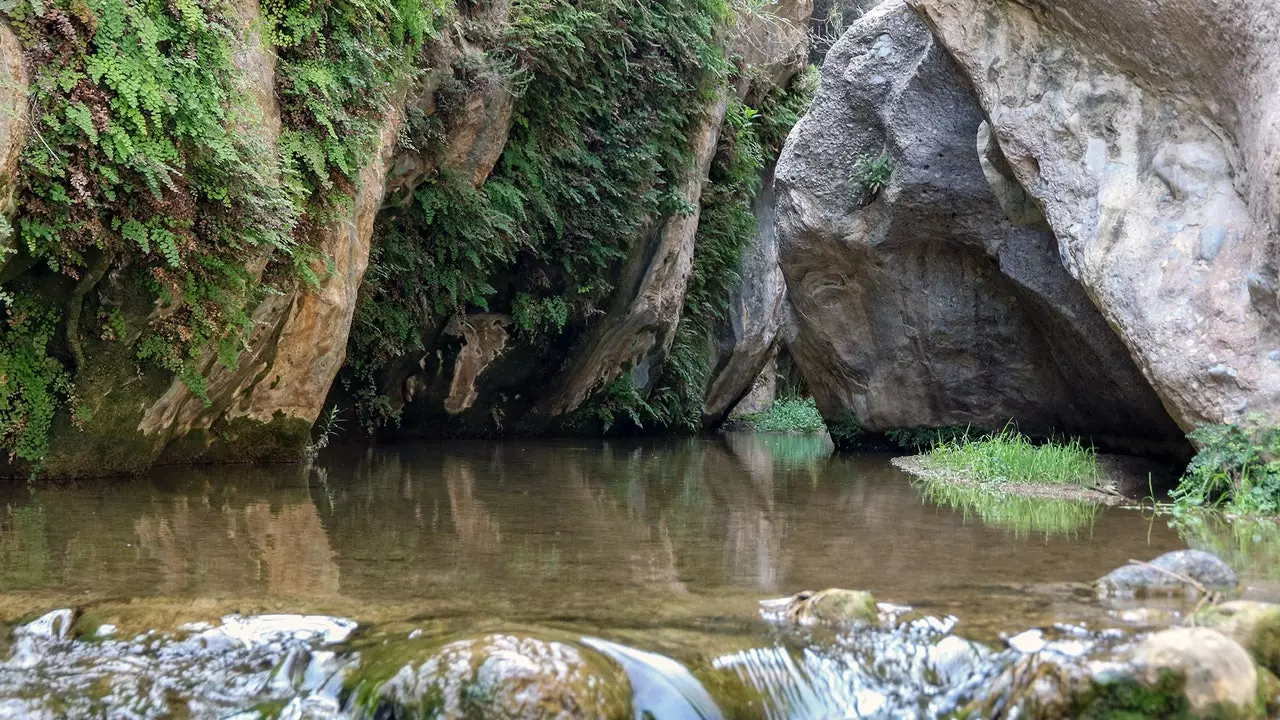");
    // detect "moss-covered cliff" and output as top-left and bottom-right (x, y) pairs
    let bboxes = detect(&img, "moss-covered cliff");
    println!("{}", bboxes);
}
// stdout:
(0, 0), (813, 476)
